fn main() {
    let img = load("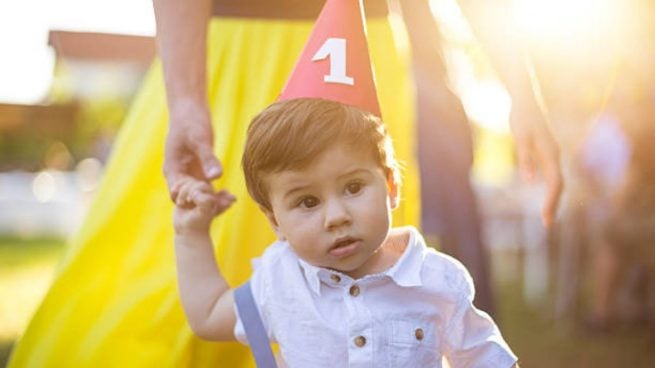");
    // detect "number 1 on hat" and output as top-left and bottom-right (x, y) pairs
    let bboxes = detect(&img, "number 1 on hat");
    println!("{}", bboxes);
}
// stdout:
(312, 38), (354, 86)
